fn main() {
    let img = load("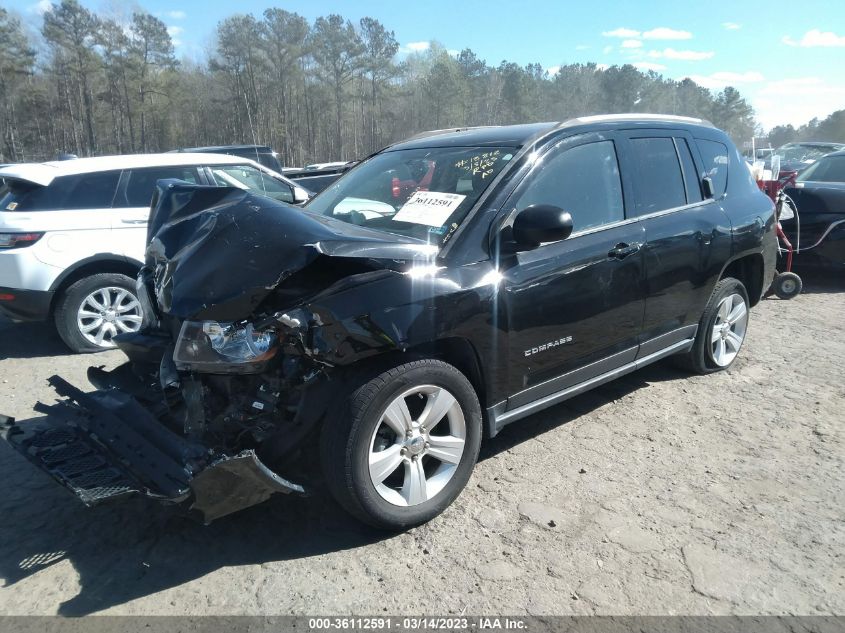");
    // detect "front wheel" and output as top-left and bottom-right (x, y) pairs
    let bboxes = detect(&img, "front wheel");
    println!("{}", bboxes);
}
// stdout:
(320, 359), (482, 530)
(674, 277), (750, 374)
